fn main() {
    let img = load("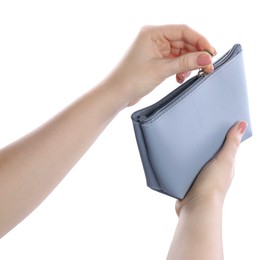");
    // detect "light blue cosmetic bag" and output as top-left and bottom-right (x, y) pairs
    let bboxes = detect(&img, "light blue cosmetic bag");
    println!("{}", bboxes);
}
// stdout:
(131, 44), (252, 199)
